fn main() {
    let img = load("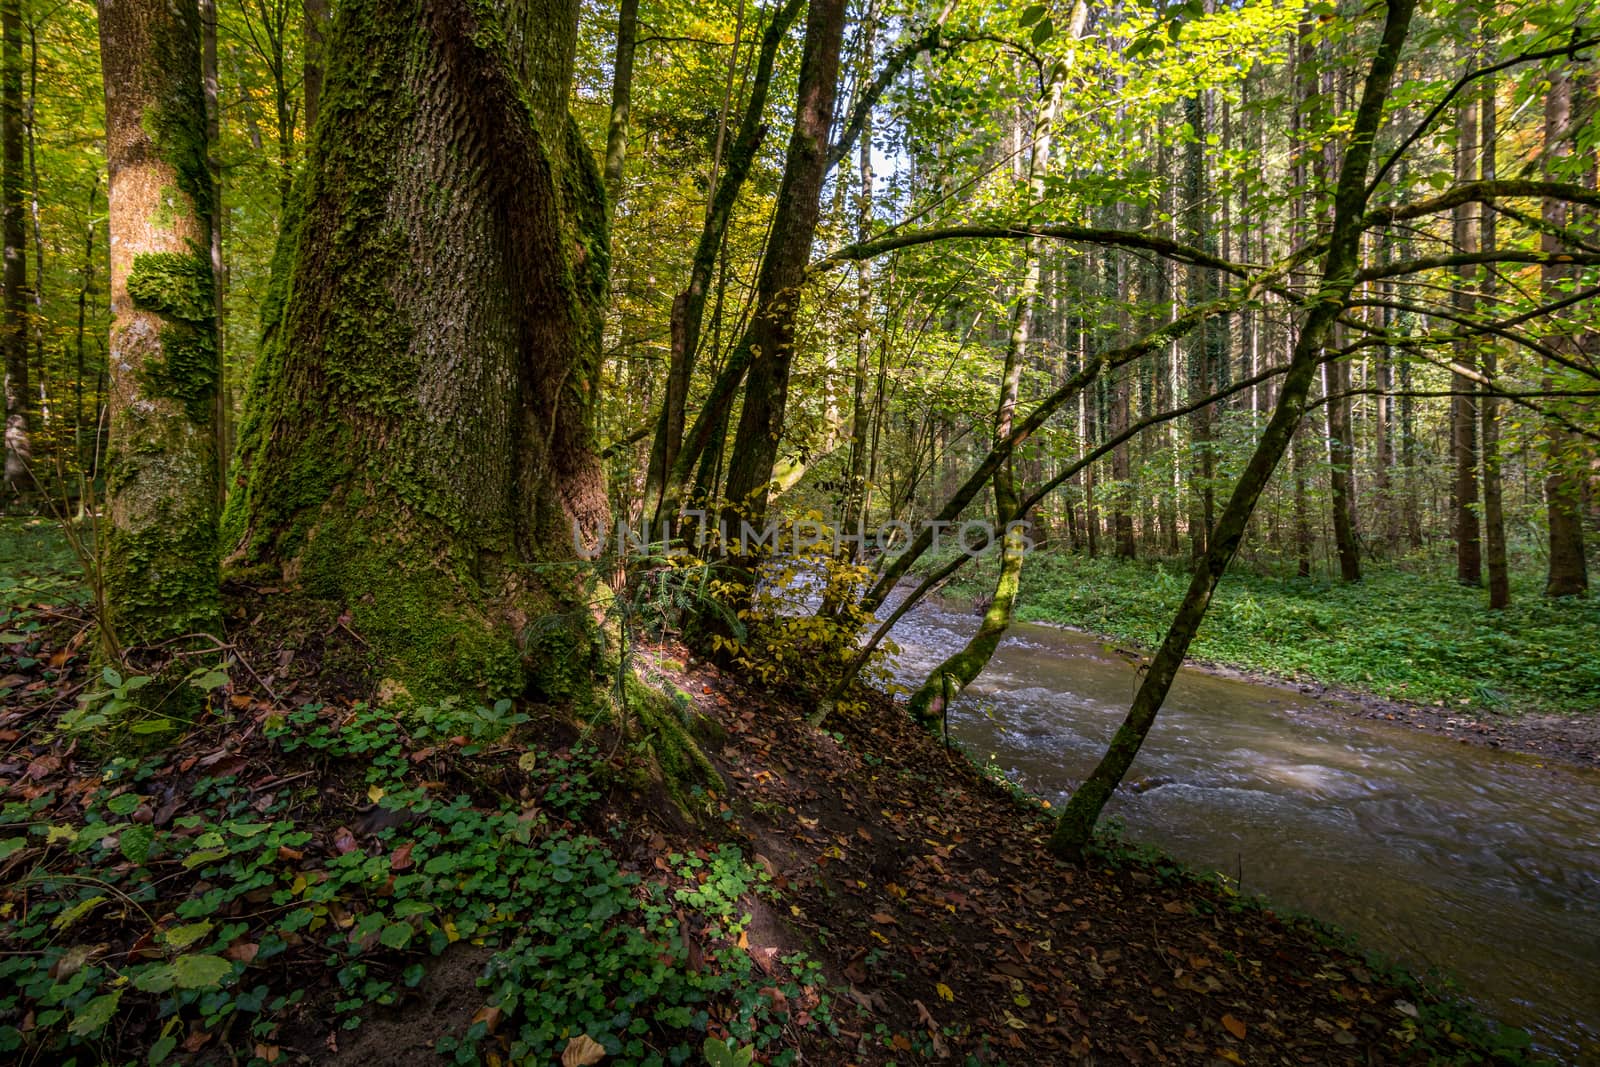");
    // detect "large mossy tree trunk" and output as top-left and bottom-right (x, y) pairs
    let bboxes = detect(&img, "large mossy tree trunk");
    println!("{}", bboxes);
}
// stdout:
(1049, 0), (1415, 861)
(98, 0), (222, 651)
(224, 0), (611, 701)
